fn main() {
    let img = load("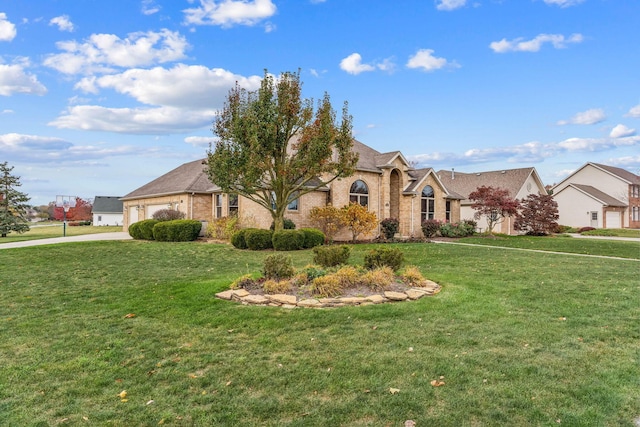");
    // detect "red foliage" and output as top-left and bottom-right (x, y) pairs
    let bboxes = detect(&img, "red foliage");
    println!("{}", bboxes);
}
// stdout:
(514, 193), (559, 235)
(468, 186), (519, 233)
(53, 197), (93, 221)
